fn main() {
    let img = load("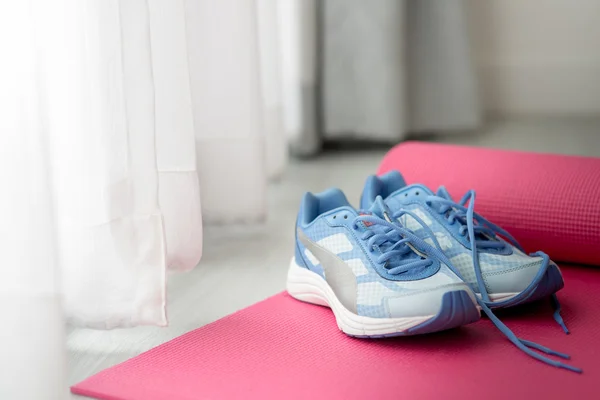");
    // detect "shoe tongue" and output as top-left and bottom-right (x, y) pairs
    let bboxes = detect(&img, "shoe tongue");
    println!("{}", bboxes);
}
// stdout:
(367, 196), (394, 222)
(363, 196), (426, 267)
(436, 186), (453, 200)
(434, 187), (498, 246)
(355, 196), (393, 231)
